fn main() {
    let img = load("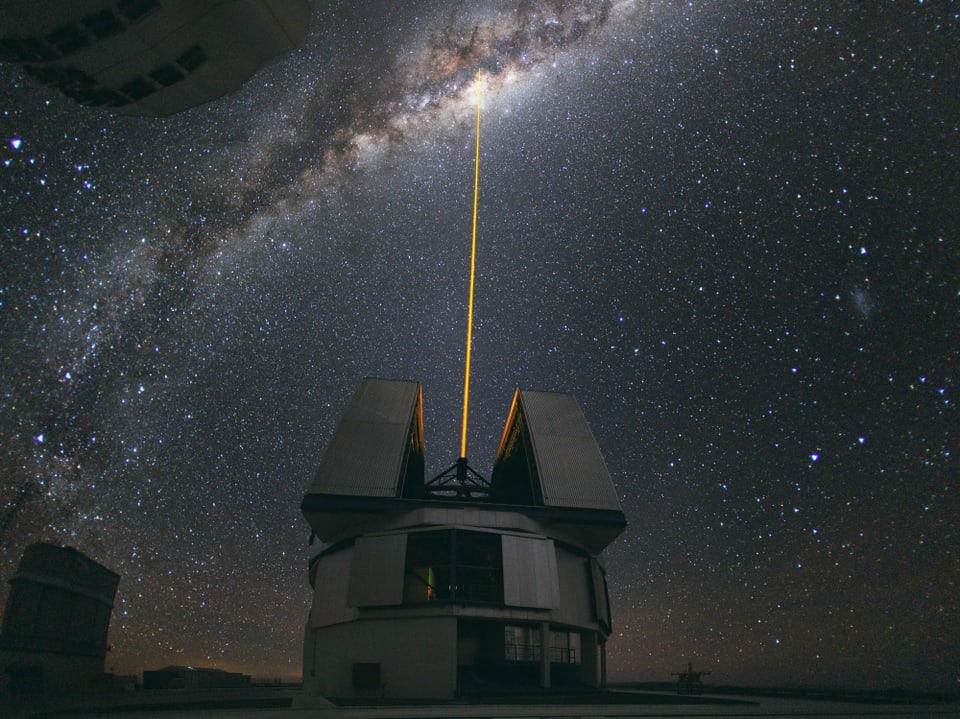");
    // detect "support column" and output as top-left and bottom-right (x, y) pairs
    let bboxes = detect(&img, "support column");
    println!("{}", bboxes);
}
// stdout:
(600, 639), (607, 687)
(539, 622), (551, 689)
(578, 631), (600, 687)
